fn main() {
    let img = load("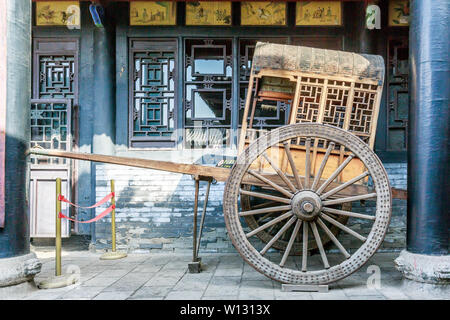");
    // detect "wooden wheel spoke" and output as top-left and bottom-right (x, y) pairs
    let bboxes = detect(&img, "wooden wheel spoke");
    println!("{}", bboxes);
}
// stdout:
(260, 216), (297, 255)
(240, 189), (291, 204)
(316, 218), (351, 259)
(251, 201), (277, 210)
(311, 142), (335, 191)
(239, 205), (292, 217)
(322, 207), (375, 221)
(301, 221), (309, 271)
(310, 221), (330, 269)
(283, 141), (303, 190)
(316, 154), (355, 194)
(320, 213), (367, 241)
(246, 211), (292, 238)
(304, 138), (311, 189)
(280, 219), (302, 267)
(320, 171), (370, 200)
(248, 170), (294, 199)
(322, 193), (377, 206)
(257, 212), (276, 223)
(262, 152), (297, 193)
